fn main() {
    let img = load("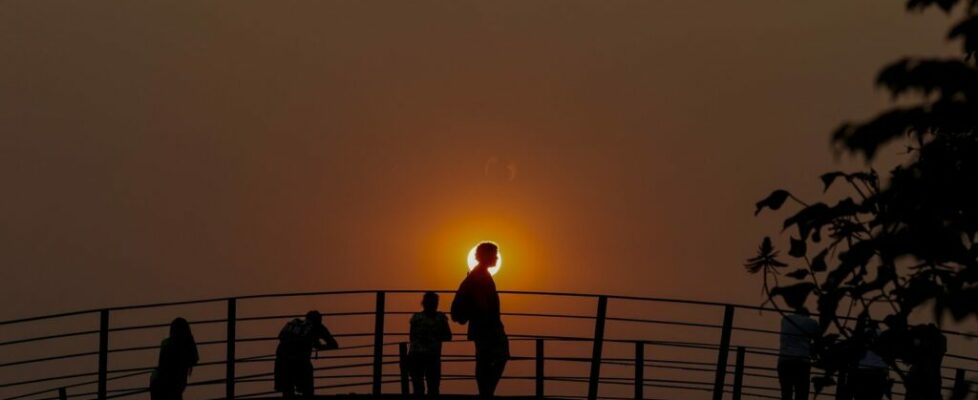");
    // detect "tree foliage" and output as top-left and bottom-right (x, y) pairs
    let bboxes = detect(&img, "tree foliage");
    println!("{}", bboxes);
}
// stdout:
(748, 1), (978, 398)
